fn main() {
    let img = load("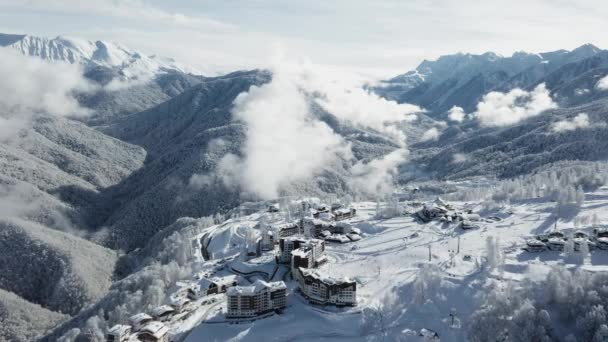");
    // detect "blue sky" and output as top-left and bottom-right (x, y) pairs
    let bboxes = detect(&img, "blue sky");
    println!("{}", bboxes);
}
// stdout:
(1, 0), (607, 78)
